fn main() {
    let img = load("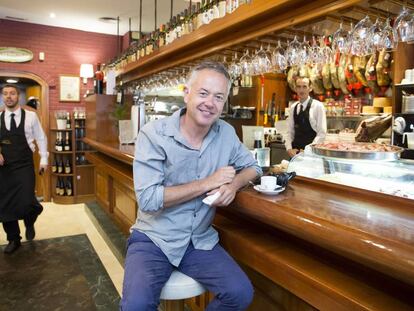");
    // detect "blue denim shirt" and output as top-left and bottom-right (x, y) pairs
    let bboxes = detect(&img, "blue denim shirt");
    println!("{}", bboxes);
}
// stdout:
(131, 108), (261, 266)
